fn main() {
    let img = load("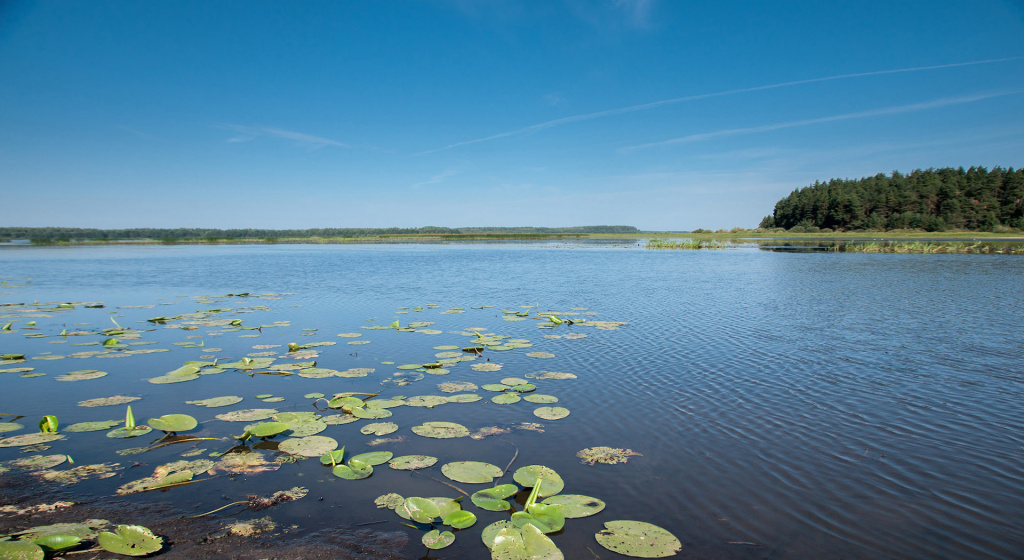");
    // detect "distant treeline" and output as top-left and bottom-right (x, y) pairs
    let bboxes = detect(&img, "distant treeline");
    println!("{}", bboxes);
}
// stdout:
(760, 166), (1024, 232)
(0, 225), (637, 243)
